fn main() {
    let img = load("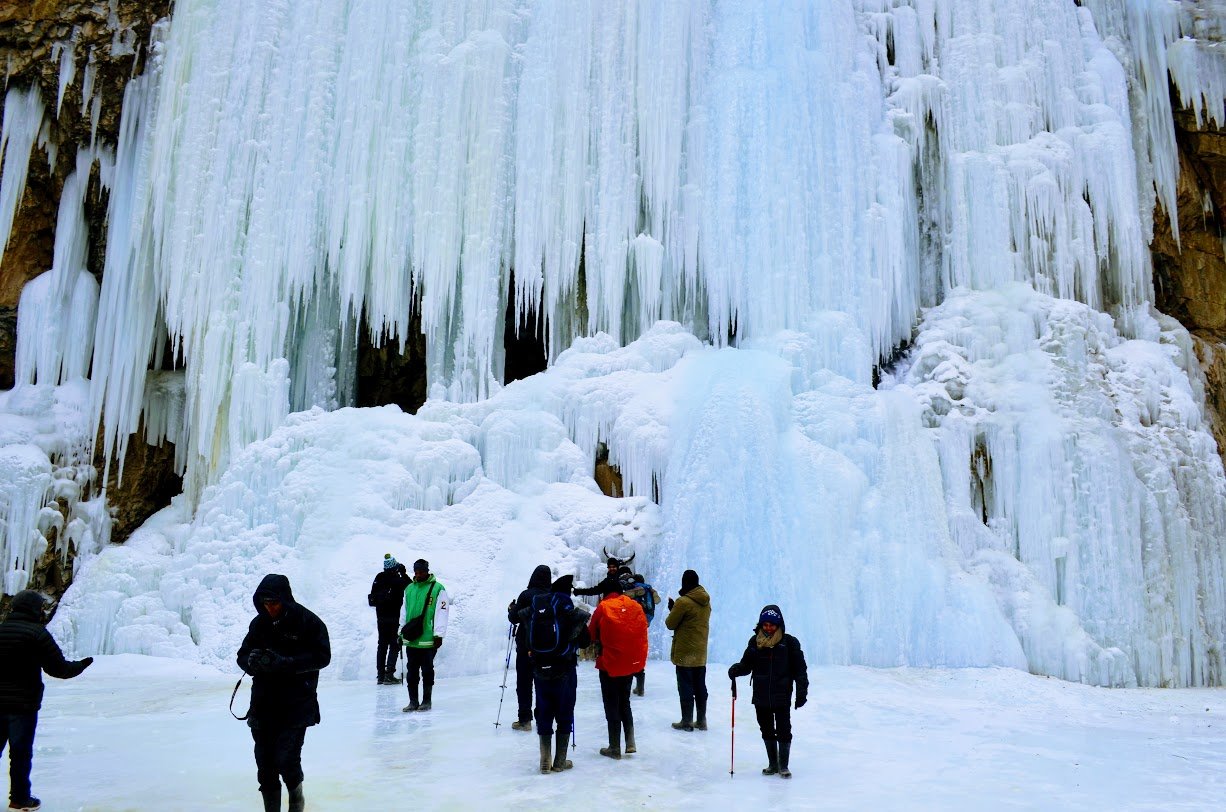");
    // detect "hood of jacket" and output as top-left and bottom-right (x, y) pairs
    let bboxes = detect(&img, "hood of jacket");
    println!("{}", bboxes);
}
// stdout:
(756, 603), (785, 633)
(528, 564), (552, 590)
(551, 574), (574, 593)
(683, 585), (711, 608)
(252, 573), (298, 616)
(9, 589), (47, 621)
